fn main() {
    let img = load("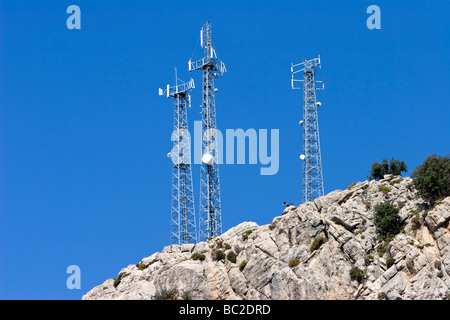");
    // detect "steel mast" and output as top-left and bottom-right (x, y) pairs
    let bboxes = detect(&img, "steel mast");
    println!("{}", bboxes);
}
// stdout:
(189, 21), (226, 241)
(291, 56), (325, 203)
(159, 70), (197, 245)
